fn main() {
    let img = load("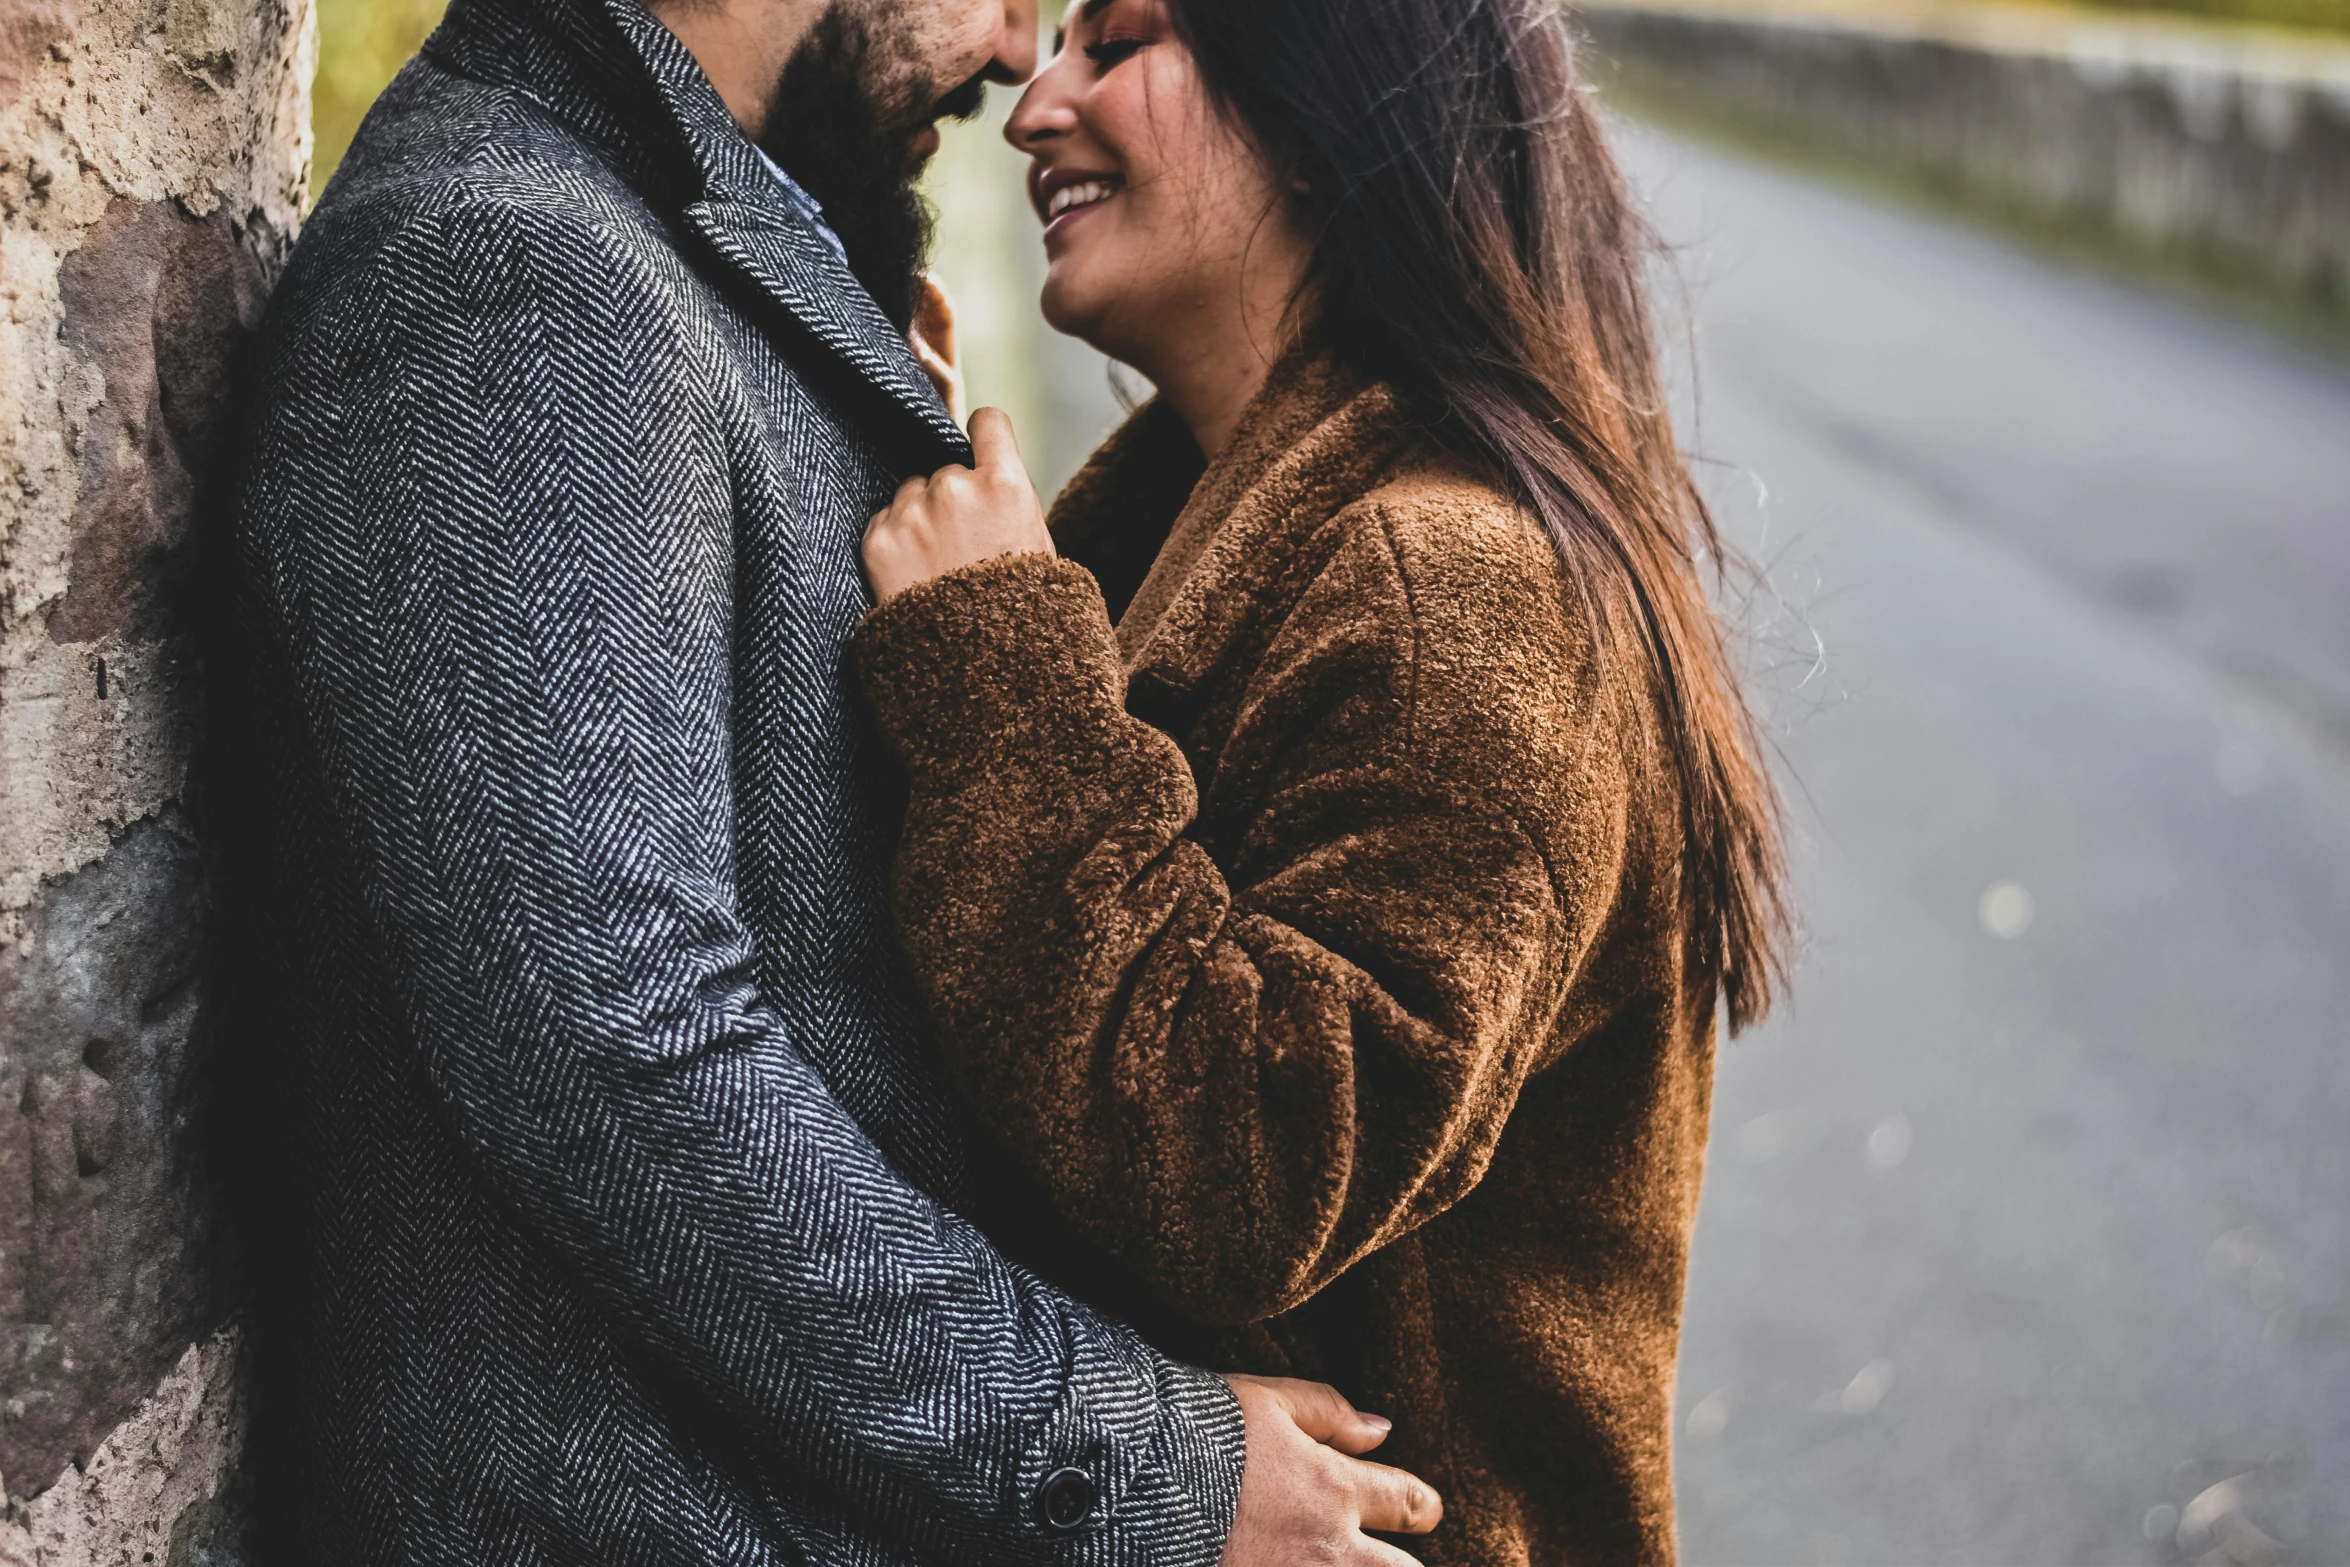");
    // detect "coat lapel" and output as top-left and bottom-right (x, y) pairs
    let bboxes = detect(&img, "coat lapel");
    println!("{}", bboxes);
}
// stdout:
(1085, 355), (1408, 691)
(596, 0), (971, 470)
(678, 197), (969, 464)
